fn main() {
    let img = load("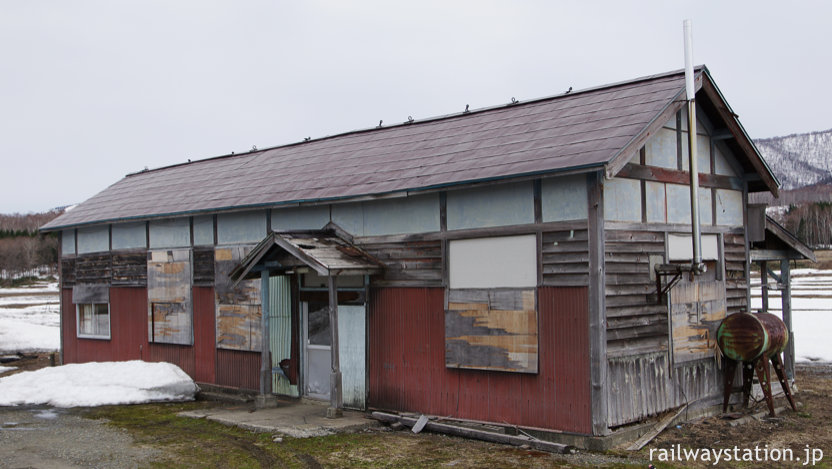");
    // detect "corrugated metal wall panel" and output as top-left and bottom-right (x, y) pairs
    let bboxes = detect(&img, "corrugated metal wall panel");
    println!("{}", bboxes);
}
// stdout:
(193, 286), (216, 383)
(269, 275), (298, 397)
(368, 287), (591, 434)
(216, 349), (260, 391)
(148, 343), (195, 377)
(62, 287), (147, 364)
